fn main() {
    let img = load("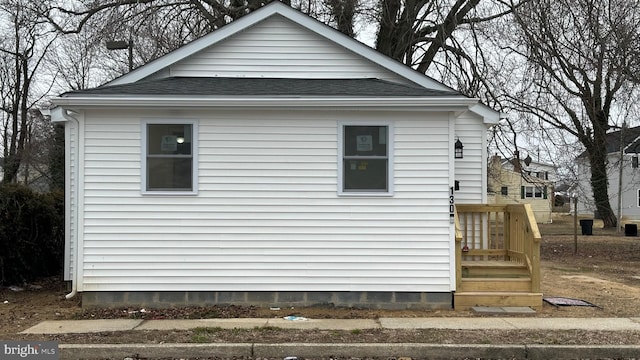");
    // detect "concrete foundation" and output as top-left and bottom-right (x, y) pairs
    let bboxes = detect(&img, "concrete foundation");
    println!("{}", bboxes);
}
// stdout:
(81, 291), (453, 310)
